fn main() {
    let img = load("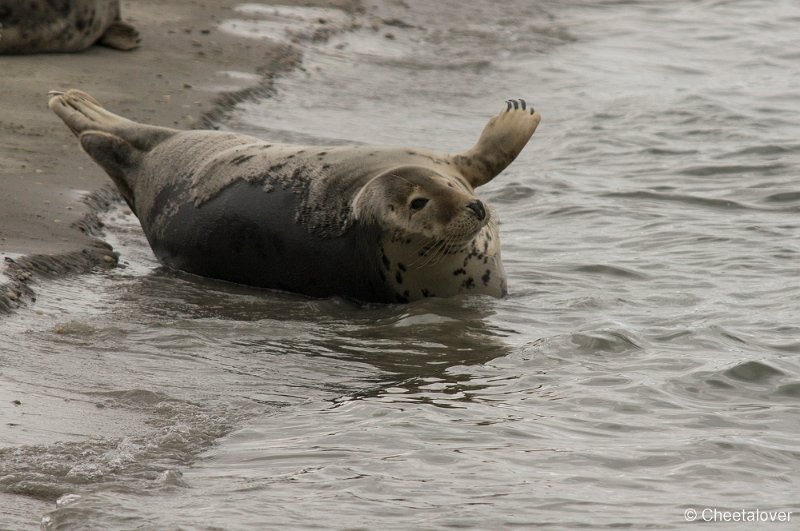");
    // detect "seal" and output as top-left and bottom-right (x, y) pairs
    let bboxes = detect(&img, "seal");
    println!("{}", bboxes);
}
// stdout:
(0, 0), (139, 54)
(49, 89), (541, 302)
